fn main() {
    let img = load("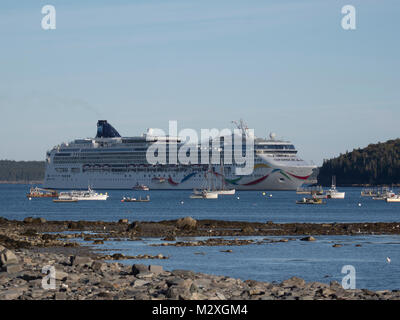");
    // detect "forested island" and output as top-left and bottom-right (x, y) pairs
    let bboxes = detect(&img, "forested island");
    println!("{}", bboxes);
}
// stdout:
(318, 139), (400, 186)
(0, 160), (45, 183)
